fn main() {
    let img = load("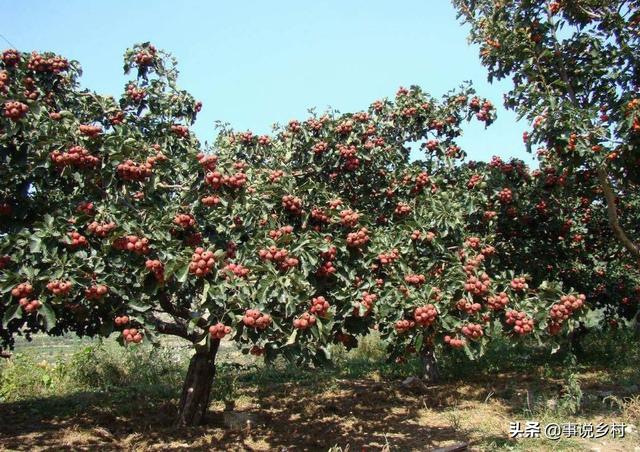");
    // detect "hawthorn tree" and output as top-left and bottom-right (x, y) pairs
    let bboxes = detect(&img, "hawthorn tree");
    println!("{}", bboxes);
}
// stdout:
(1, 44), (590, 426)
(453, 0), (640, 260)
